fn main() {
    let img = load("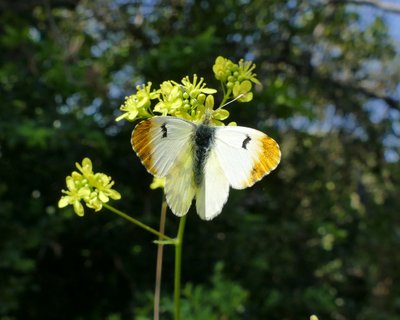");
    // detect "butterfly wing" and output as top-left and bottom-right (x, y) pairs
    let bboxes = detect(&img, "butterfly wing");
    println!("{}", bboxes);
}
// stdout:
(132, 116), (197, 216)
(131, 116), (196, 177)
(164, 150), (197, 216)
(213, 126), (281, 190)
(132, 117), (280, 219)
(195, 148), (230, 220)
